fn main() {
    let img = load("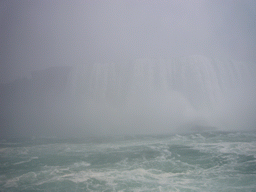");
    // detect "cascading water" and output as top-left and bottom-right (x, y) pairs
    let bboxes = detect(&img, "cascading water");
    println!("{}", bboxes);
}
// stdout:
(70, 55), (254, 134)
